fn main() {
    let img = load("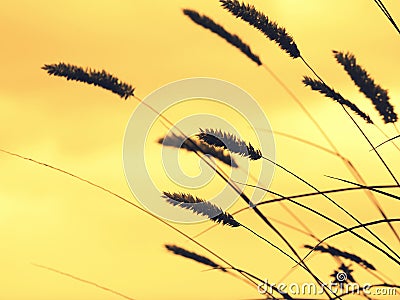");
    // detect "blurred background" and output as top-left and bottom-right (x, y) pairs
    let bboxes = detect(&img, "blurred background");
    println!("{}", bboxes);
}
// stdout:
(1, 0), (399, 299)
